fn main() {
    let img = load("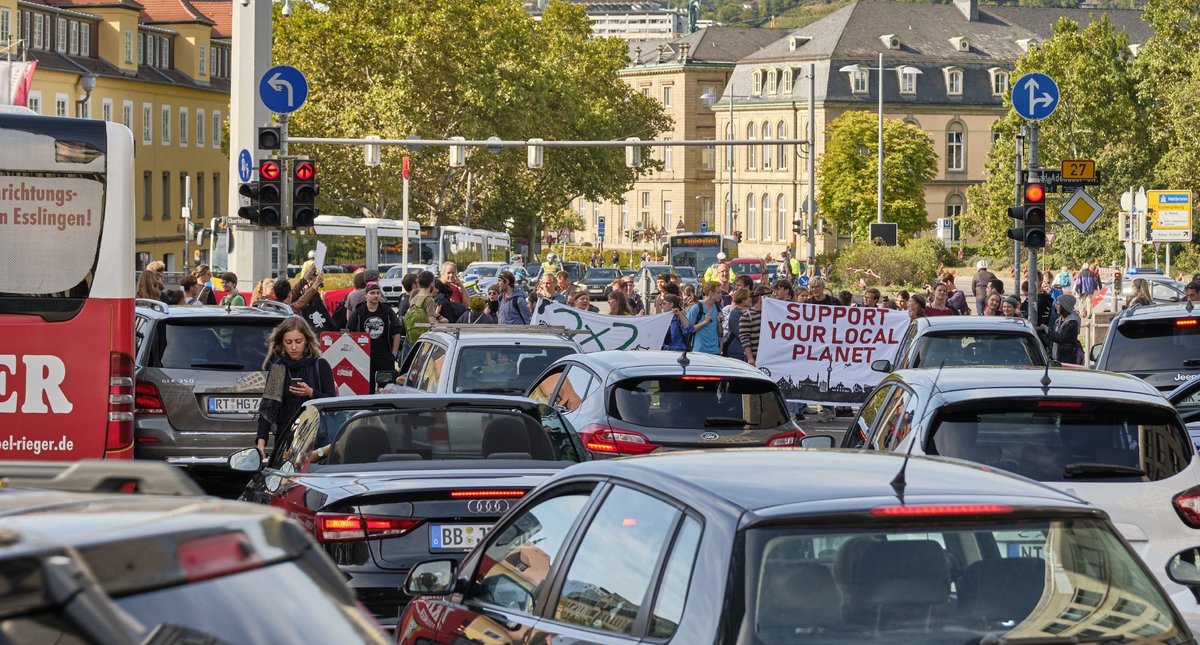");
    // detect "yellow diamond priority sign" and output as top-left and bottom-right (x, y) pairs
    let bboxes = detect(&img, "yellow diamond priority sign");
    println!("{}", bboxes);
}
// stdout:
(1059, 188), (1104, 233)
